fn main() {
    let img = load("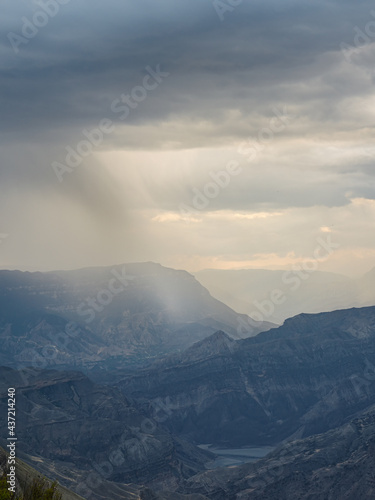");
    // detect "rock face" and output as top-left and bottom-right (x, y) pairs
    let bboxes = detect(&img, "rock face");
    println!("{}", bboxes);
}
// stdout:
(0, 367), (212, 497)
(178, 404), (375, 499)
(119, 306), (375, 447)
(0, 263), (272, 372)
